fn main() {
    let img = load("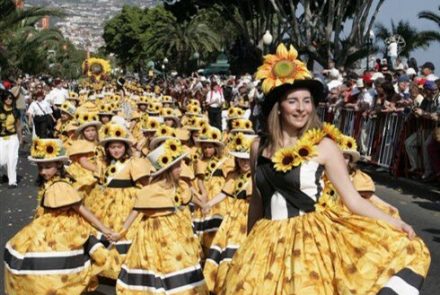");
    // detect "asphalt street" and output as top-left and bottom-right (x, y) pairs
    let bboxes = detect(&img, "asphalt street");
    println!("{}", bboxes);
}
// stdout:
(1, 149), (439, 294)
